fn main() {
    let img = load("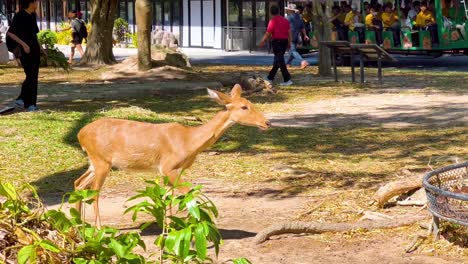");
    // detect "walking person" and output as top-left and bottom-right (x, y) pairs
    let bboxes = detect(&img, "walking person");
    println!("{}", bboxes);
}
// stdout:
(6, 0), (44, 112)
(285, 4), (310, 69)
(259, 5), (293, 86)
(59, 10), (86, 63)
